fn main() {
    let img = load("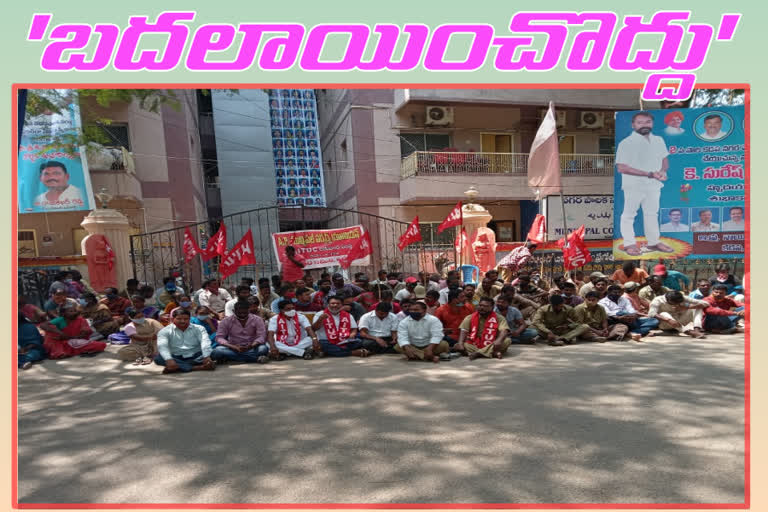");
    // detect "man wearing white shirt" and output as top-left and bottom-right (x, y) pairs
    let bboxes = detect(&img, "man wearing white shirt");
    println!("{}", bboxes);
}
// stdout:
(691, 209), (720, 232)
(648, 291), (709, 338)
(154, 310), (214, 373)
(660, 209), (689, 232)
(599, 285), (659, 340)
(224, 285), (252, 317)
(722, 207), (745, 231)
(395, 302), (449, 362)
(358, 302), (399, 354)
(395, 277), (418, 302)
(34, 161), (85, 210)
(616, 112), (674, 255)
(311, 296), (365, 357)
(699, 114), (728, 141)
(267, 300), (320, 359)
(197, 279), (233, 318)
